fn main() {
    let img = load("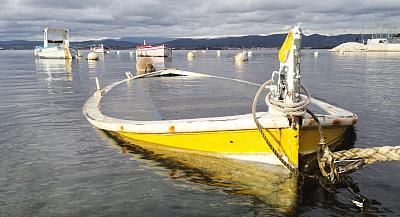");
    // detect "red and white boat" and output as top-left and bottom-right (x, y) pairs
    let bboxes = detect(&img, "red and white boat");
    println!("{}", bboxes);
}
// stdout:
(136, 41), (172, 57)
(90, 44), (110, 54)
